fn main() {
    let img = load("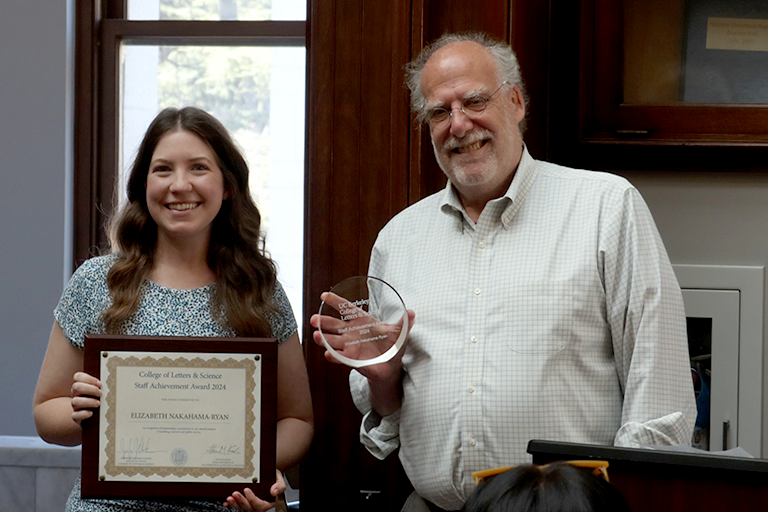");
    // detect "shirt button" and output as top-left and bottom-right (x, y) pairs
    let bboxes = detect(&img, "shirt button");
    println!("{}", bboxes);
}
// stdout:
(478, 241), (485, 249)
(469, 438), (477, 447)
(468, 386), (475, 394)
(474, 288), (481, 295)
(470, 336), (478, 343)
